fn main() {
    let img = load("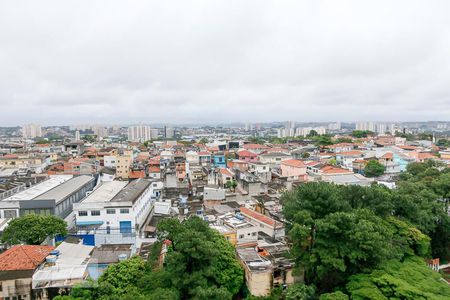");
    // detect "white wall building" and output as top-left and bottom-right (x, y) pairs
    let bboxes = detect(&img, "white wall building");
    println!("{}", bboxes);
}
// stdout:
(22, 124), (42, 139)
(73, 179), (163, 245)
(128, 125), (152, 142)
